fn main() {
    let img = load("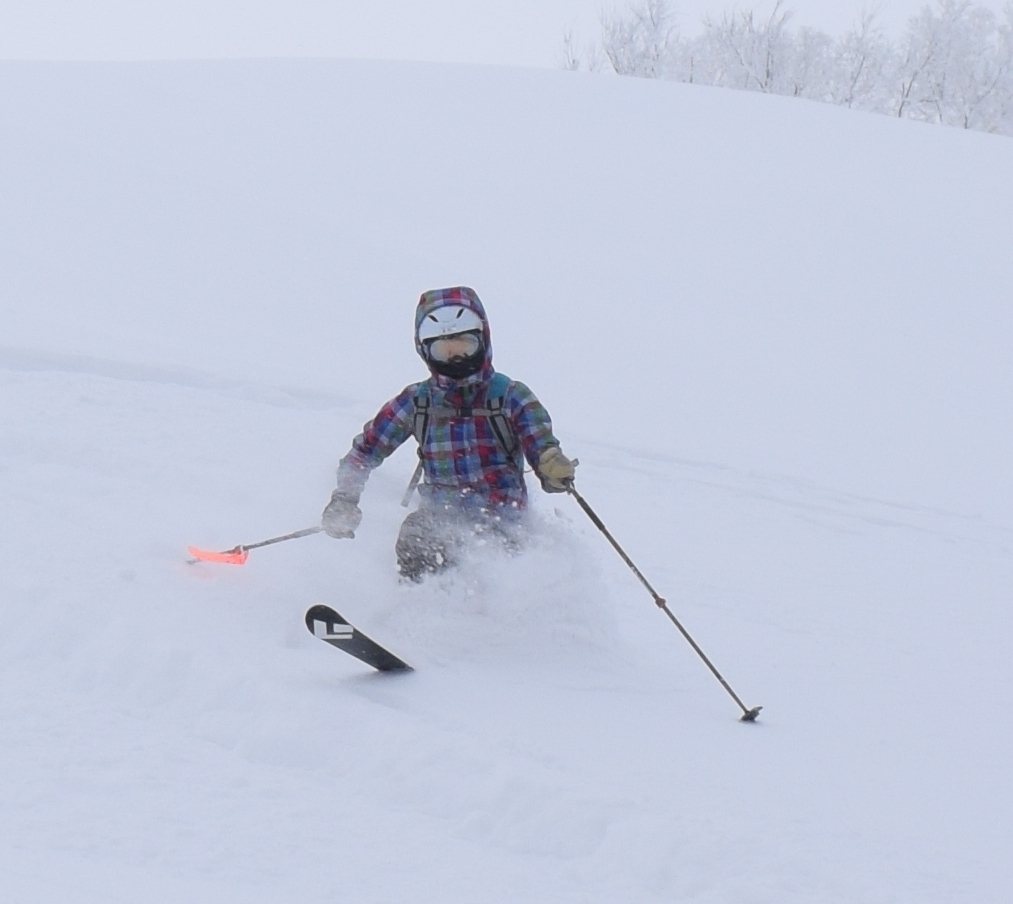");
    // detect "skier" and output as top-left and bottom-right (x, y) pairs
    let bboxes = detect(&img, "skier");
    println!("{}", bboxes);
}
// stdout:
(321, 286), (577, 581)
